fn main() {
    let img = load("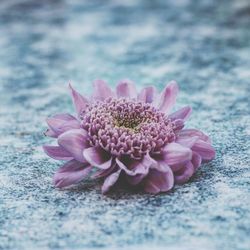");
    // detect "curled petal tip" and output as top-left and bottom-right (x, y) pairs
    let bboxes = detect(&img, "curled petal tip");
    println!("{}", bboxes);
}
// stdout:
(116, 79), (137, 99)
(83, 147), (112, 169)
(68, 81), (74, 91)
(44, 129), (56, 137)
(156, 80), (179, 114)
(169, 80), (178, 85)
(138, 86), (157, 103)
(68, 83), (89, 116)
(92, 79), (115, 101)
(169, 106), (192, 121)
(101, 169), (121, 194)
(166, 80), (179, 93)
